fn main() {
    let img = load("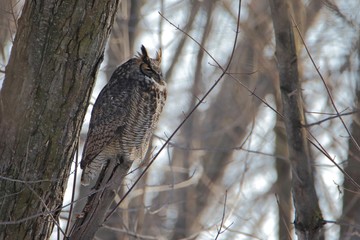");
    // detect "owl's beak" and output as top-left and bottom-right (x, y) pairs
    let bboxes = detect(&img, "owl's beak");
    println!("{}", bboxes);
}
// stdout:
(155, 72), (165, 84)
